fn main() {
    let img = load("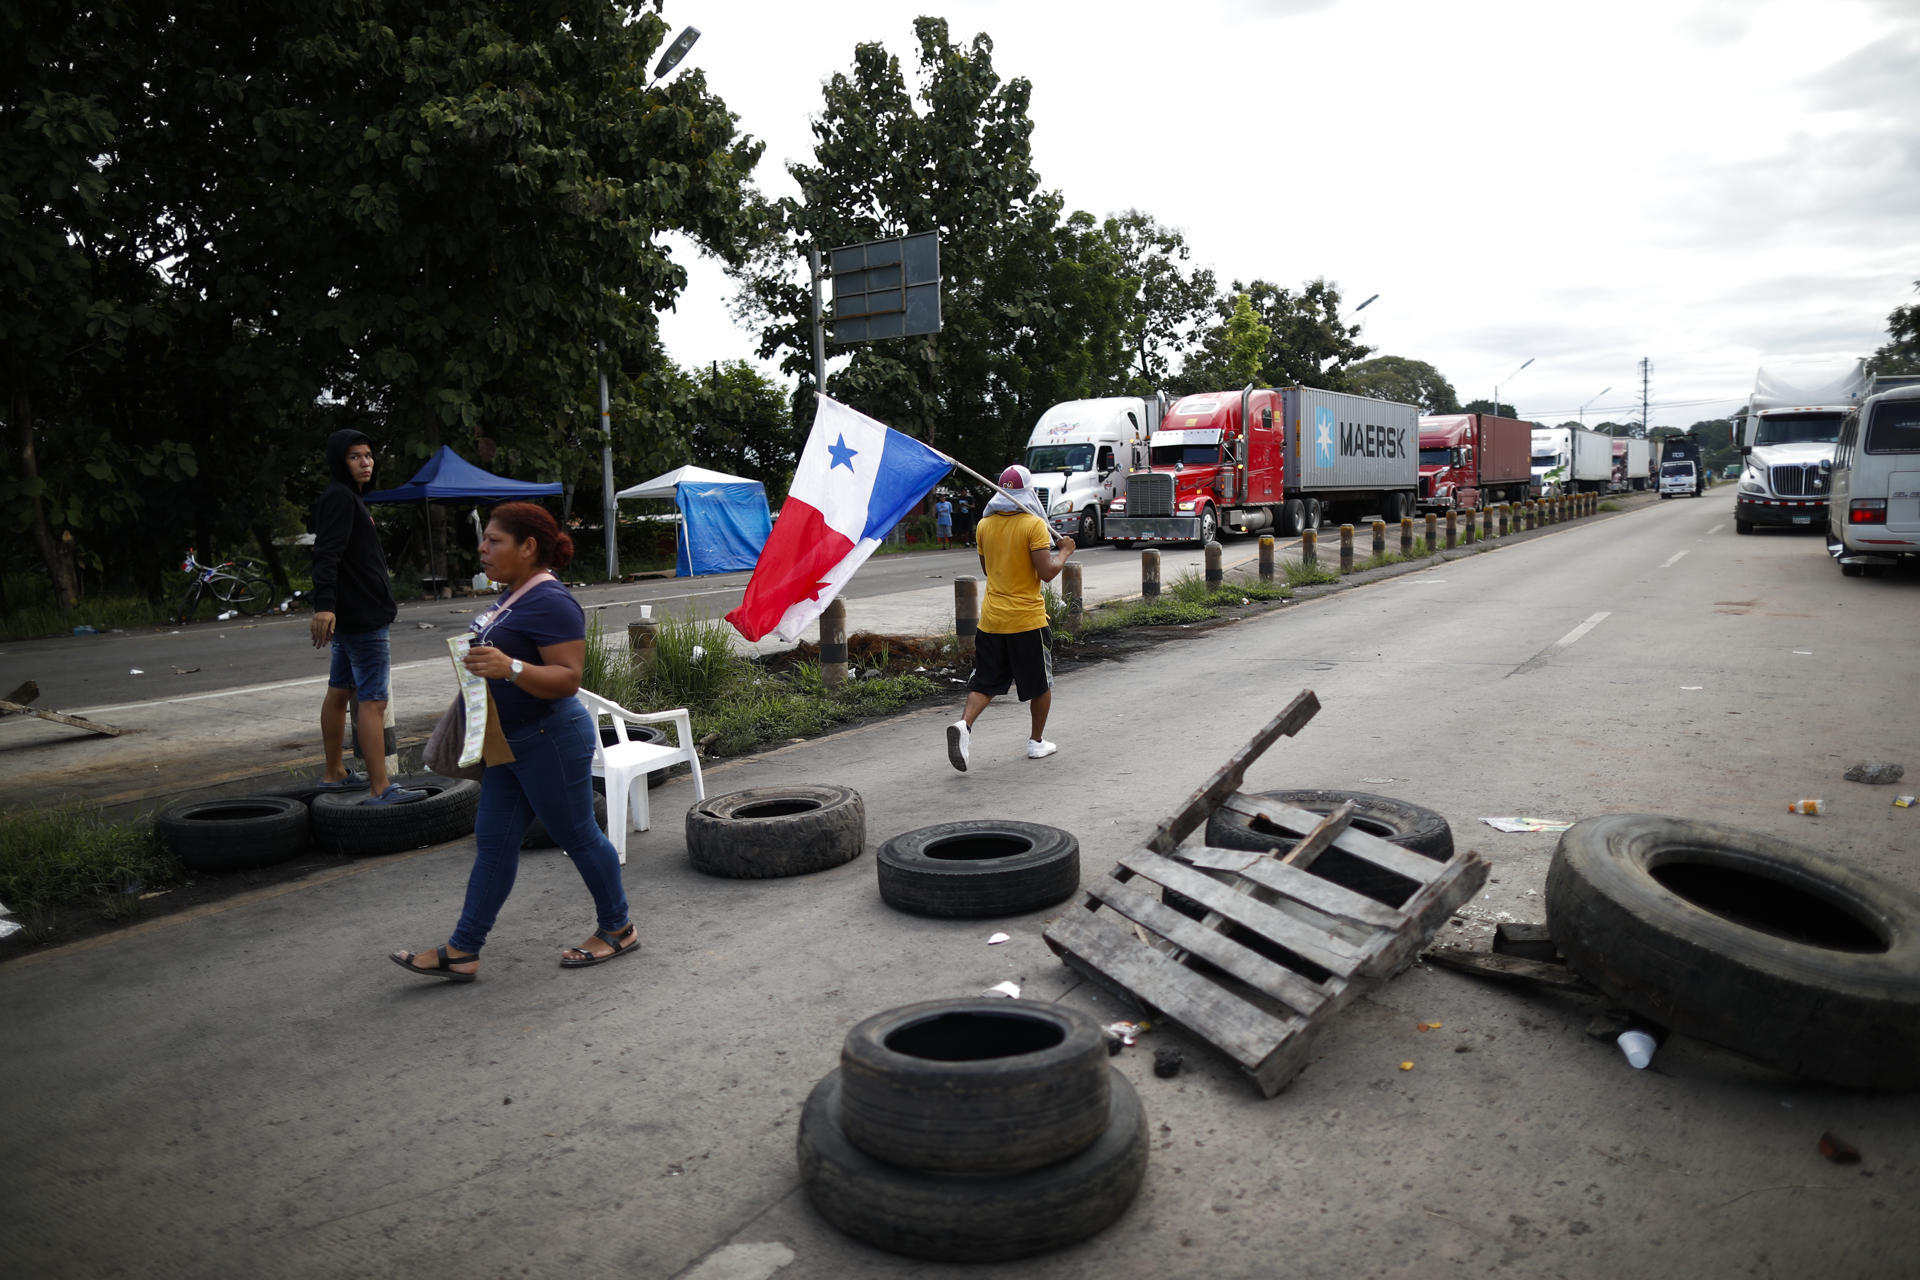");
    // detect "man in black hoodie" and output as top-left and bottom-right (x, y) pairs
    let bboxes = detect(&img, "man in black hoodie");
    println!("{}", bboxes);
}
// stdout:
(310, 430), (423, 804)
